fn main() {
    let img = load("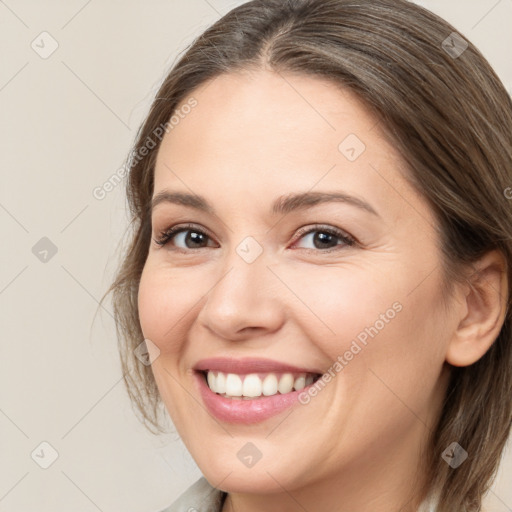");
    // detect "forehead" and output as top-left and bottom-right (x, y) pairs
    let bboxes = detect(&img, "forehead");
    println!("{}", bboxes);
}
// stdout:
(153, 69), (433, 227)
(156, 69), (383, 169)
